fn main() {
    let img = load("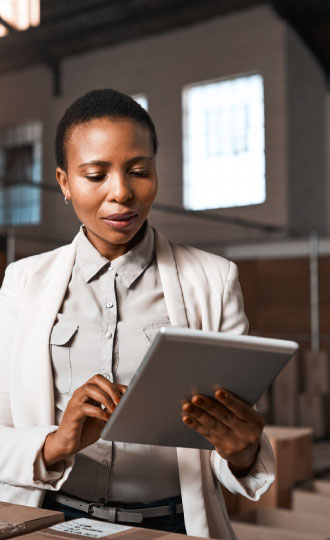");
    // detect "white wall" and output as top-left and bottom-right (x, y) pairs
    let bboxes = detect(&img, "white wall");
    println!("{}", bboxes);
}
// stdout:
(286, 27), (327, 236)
(60, 4), (288, 248)
(0, 4), (326, 257)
